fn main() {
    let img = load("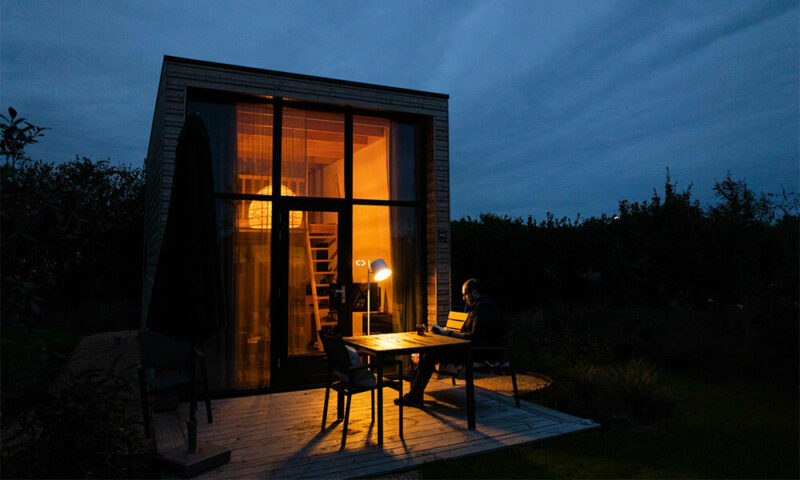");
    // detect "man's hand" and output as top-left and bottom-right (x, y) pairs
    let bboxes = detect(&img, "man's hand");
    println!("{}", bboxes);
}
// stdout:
(431, 324), (449, 336)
